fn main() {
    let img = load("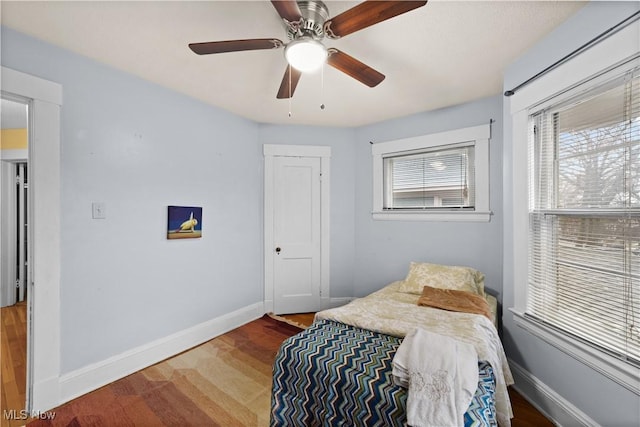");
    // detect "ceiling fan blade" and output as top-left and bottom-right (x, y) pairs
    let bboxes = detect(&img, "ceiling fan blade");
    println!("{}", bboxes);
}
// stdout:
(327, 49), (385, 88)
(189, 39), (283, 55)
(277, 65), (302, 99)
(271, 0), (303, 23)
(324, 0), (428, 39)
